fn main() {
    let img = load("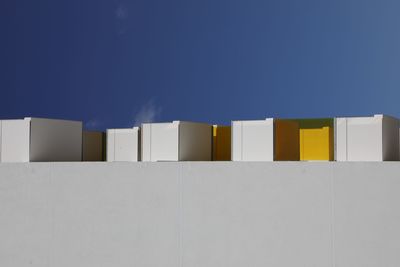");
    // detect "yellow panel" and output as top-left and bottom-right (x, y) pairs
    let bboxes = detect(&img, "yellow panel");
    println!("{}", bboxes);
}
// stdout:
(212, 125), (231, 161)
(300, 126), (333, 161)
(274, 120), (300, 161)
